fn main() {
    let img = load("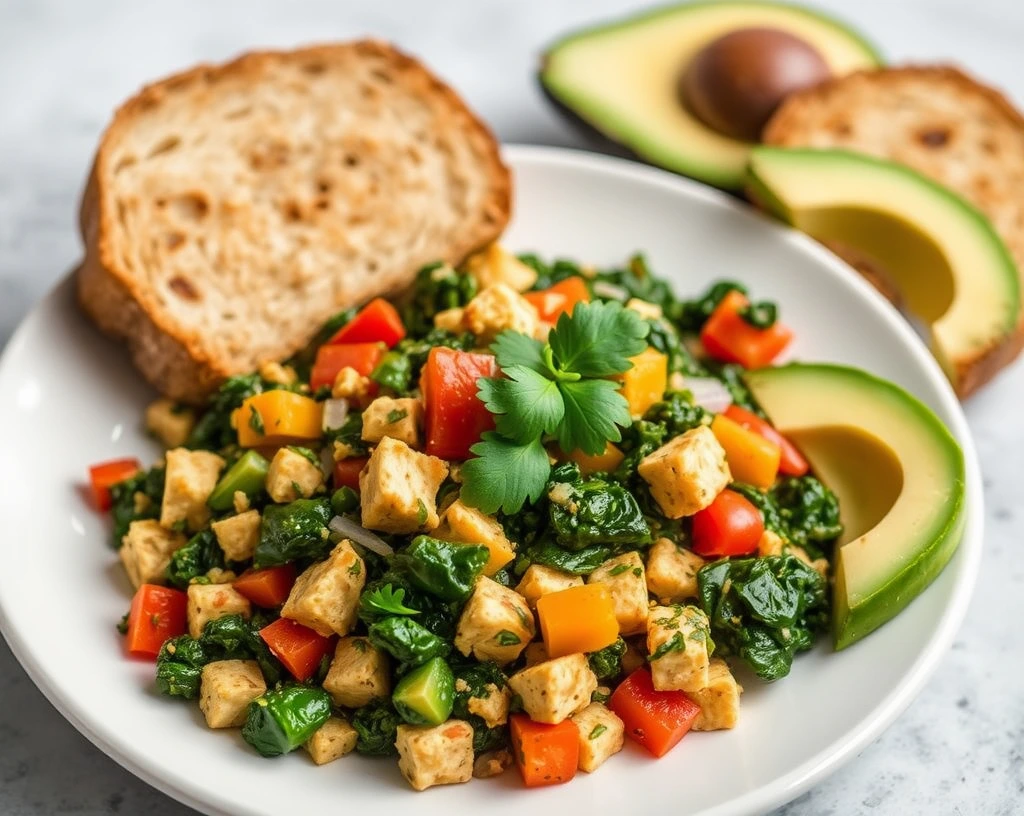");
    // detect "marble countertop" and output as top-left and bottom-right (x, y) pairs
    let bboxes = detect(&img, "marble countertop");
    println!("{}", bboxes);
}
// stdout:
(2, 0), (1023, 813)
